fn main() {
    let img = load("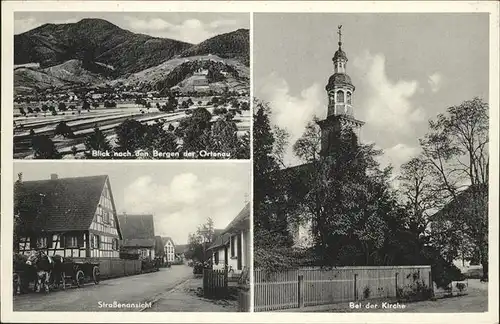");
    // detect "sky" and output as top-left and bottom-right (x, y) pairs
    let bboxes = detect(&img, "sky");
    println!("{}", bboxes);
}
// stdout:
(14, 162), (250, 245)
(14, 12), (250, 43)
(254, 13), (489, 174)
